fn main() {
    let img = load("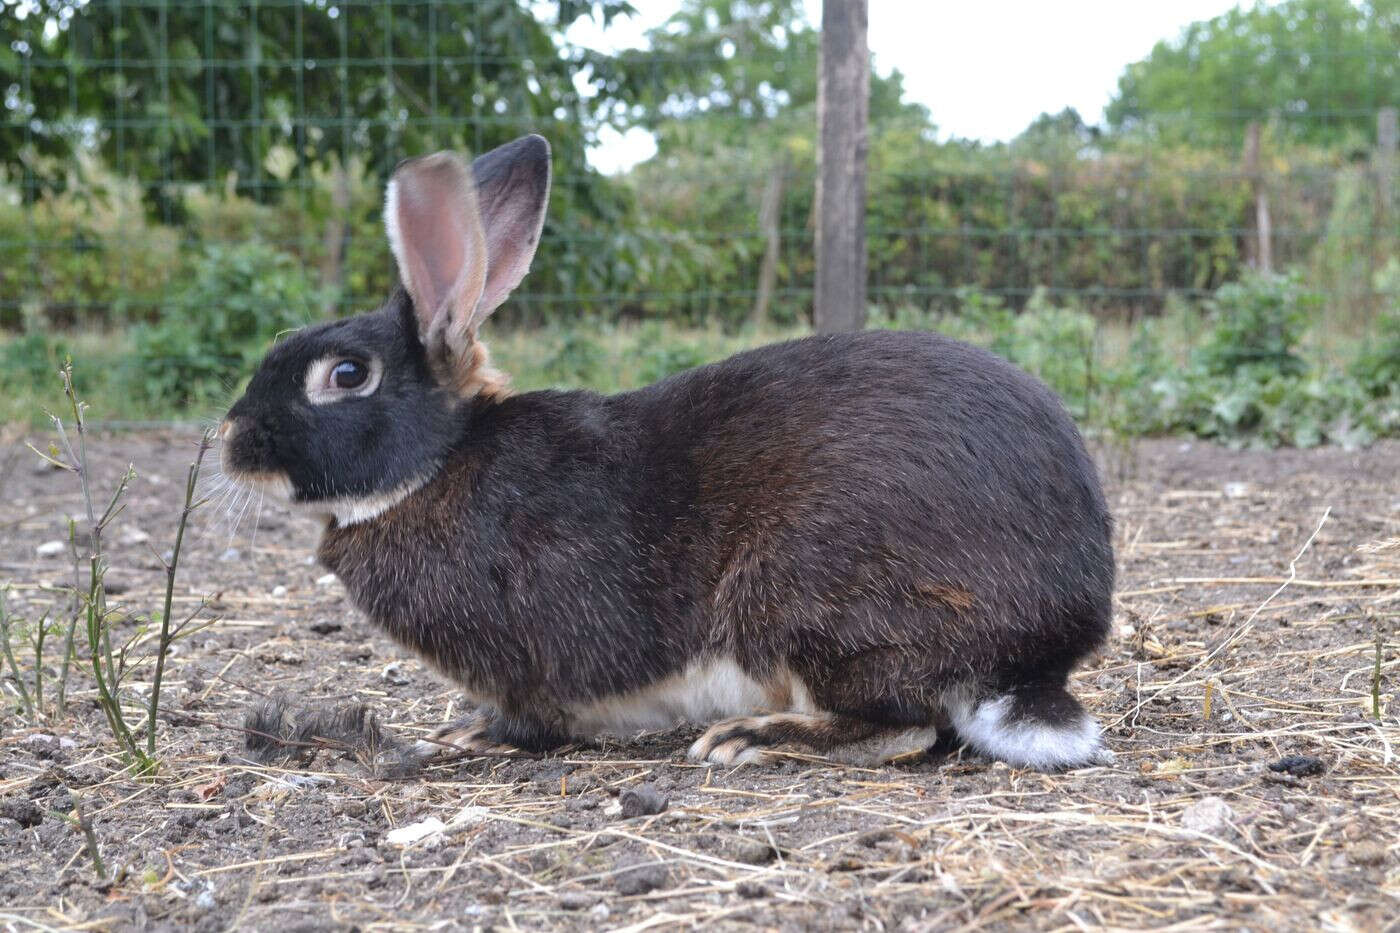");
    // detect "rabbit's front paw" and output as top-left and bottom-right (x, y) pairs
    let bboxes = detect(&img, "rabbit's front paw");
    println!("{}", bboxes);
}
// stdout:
(416, 713), (521, 758)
